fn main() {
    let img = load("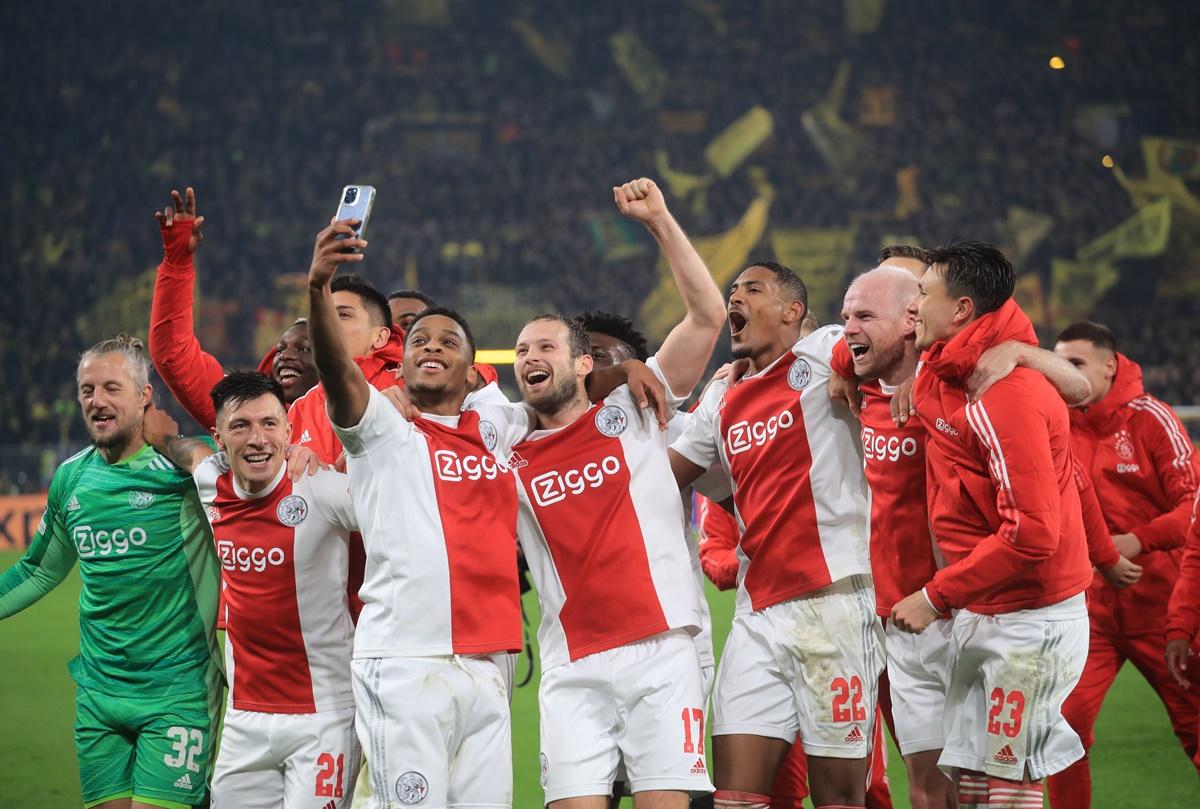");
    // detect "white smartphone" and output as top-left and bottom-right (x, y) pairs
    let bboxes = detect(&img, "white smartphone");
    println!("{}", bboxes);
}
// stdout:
(334, 185), (376, 251)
